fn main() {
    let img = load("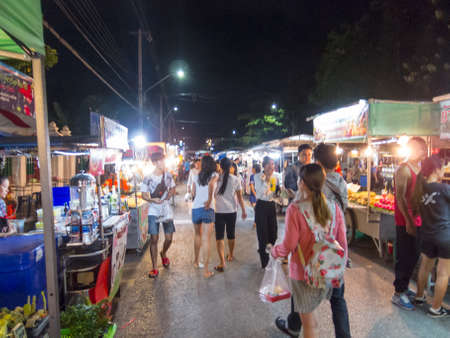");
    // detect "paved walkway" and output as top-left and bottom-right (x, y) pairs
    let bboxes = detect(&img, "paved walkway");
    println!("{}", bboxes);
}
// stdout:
(115, 188), (449, 337)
